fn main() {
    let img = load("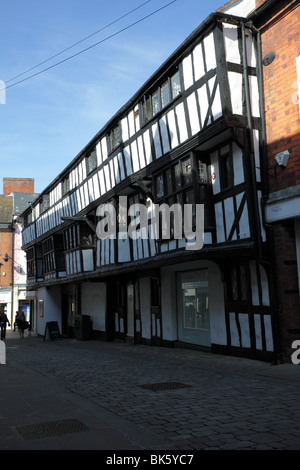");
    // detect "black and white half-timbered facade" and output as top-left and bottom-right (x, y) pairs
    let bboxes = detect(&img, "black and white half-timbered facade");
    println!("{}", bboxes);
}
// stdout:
(22, 7), (278, 361)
